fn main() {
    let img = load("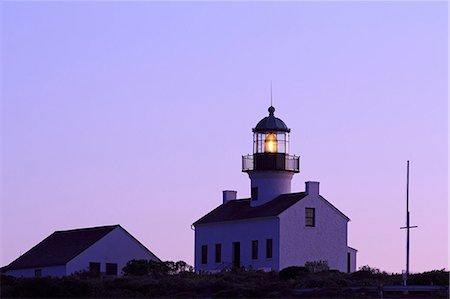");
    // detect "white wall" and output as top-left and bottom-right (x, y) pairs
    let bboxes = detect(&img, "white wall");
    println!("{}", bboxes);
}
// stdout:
(4, 265), (66, 278)
(347, 247), (357, 272)
(248, 171), (294, 206)
(195, 218), (280, 272)
(279, 193), (349, 272)
(66, 227), (159, 276)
